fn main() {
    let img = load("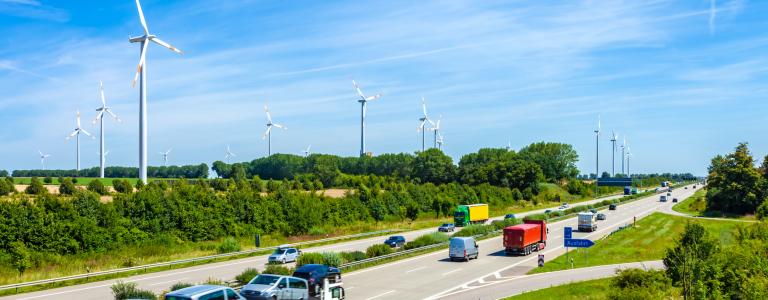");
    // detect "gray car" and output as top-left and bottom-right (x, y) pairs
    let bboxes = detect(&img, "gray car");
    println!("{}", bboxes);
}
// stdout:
(268, 246), (301, 264)
(165, 285), (244, 300)
(240, 274), (309, 300)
